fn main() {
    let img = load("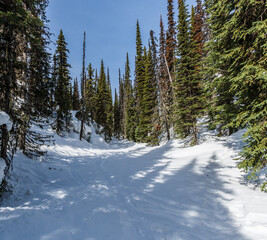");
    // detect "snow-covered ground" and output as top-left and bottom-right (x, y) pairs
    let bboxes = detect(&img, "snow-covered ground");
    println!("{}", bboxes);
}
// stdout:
(0, 111), (12, 185)
(0, 122), (267, 240)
